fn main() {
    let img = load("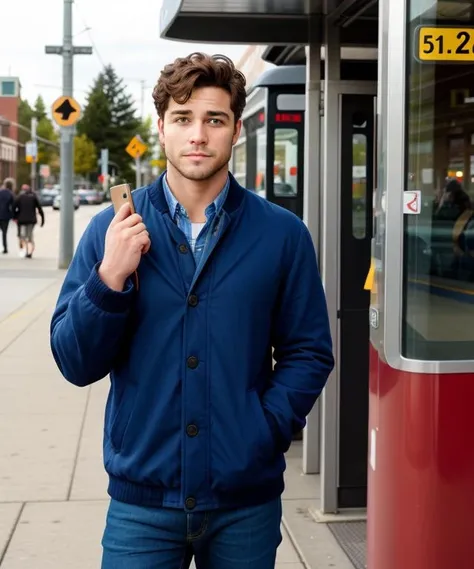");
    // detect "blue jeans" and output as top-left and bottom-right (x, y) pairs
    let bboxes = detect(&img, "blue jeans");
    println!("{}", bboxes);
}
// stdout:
(101, 497), (282, 569)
